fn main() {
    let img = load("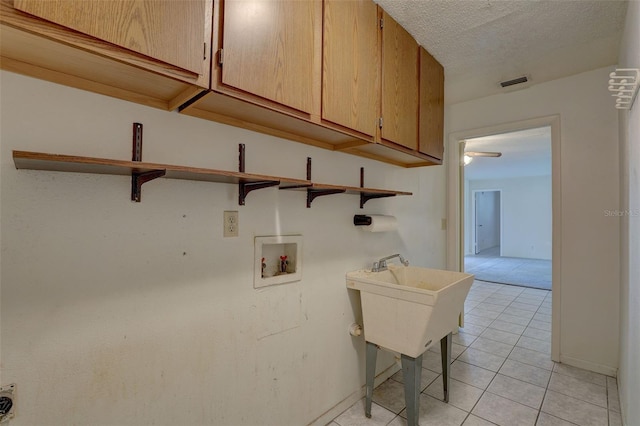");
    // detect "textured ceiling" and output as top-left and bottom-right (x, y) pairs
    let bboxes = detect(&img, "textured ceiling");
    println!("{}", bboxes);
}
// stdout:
(463, 127), (551, 180)
(375, 0), (629, 104)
